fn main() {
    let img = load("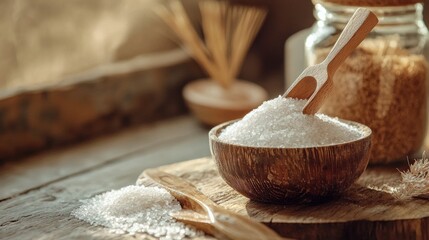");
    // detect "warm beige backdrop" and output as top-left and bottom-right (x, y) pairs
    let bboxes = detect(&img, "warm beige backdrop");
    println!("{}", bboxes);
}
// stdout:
(0, 0), (428, 90)
(0, 0), (197, 90)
